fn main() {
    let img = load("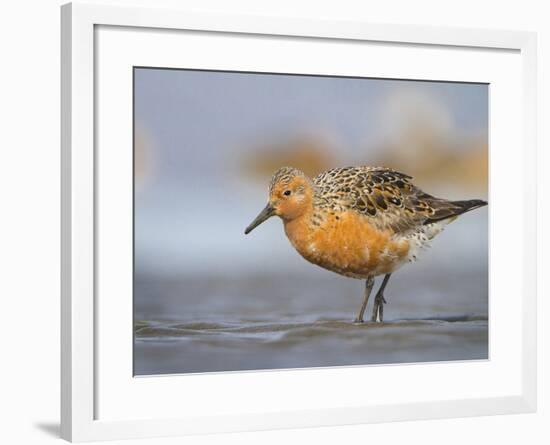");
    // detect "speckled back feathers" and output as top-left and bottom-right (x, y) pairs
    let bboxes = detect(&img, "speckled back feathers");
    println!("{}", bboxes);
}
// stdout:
(311, 166), (486, 233)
